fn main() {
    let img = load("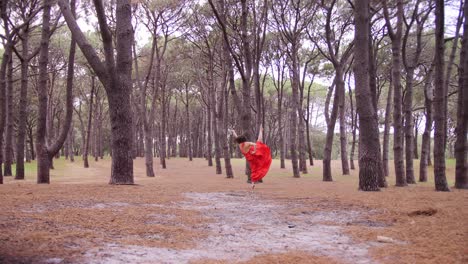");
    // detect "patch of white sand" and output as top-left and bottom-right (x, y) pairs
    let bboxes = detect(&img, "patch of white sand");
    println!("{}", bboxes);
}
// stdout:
(84, 192), (378, 264)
